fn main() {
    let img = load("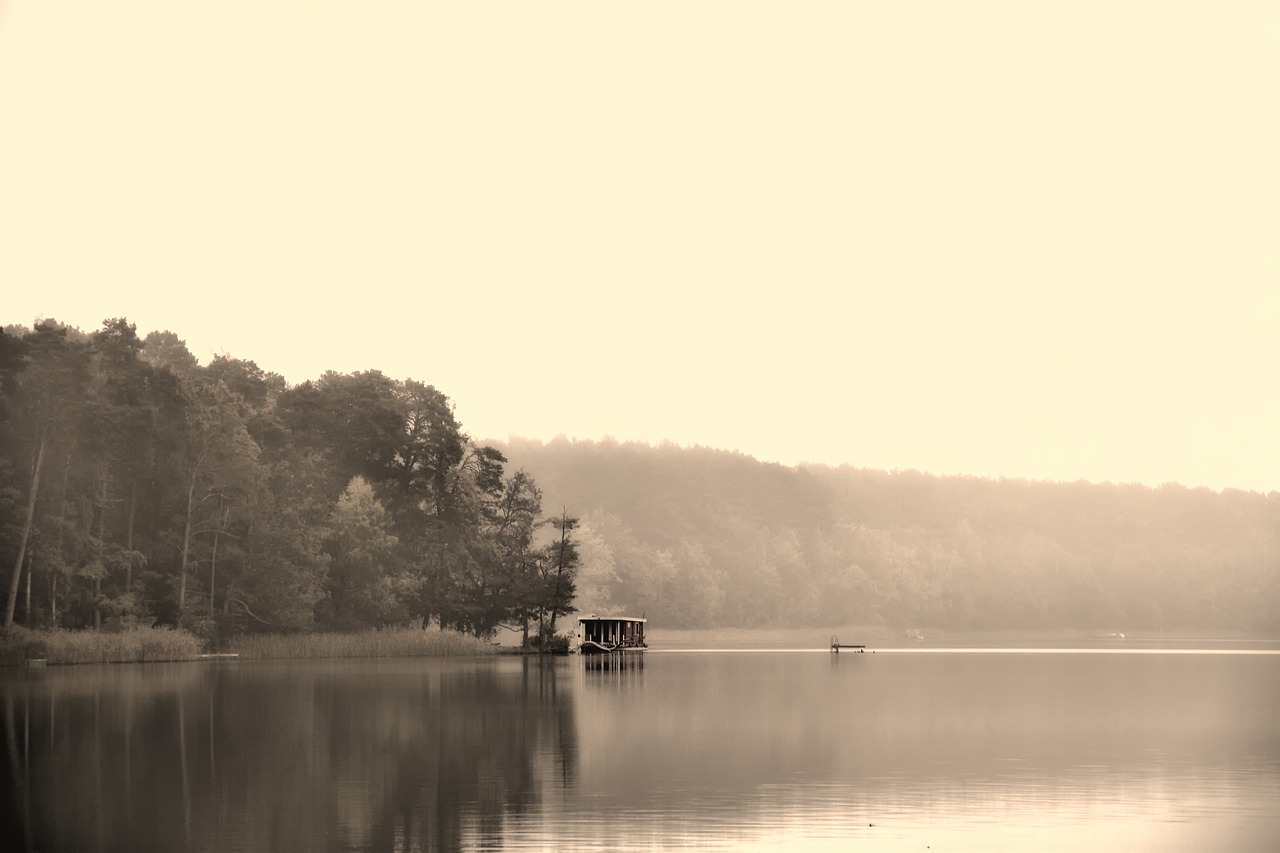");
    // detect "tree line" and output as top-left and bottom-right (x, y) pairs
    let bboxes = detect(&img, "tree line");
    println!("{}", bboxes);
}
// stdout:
(496, 437), (1280, 633)
(7, 318), (1276, 640)
(0, 319), (579, 645)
